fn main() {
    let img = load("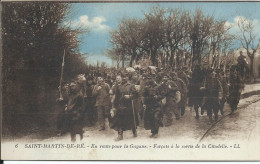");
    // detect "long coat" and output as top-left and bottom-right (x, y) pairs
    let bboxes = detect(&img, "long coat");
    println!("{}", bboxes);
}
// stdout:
(110, 82), (139, 131)
(66, 91), (84, 135)
(202, 76), (223, 110)
(228, 71), (244, 109)
(141, 83), (163, 130)
(188, 68), (204, 107)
